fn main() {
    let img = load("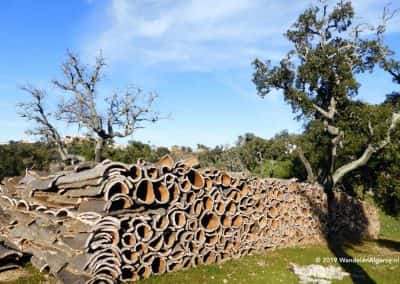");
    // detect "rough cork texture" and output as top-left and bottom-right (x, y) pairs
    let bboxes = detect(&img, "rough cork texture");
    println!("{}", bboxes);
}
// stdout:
(0, 156), (379, 283)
